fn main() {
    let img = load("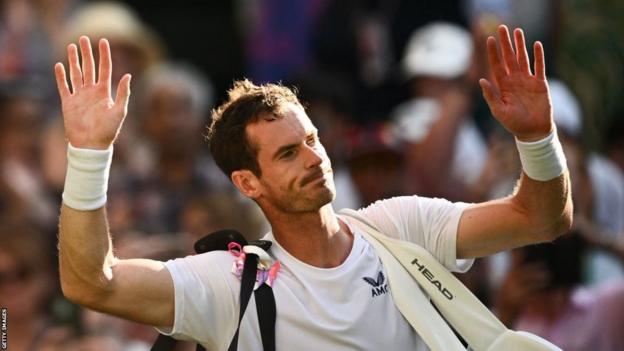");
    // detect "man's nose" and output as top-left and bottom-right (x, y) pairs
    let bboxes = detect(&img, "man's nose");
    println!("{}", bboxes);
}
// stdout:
(303, 144), (324, 168)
